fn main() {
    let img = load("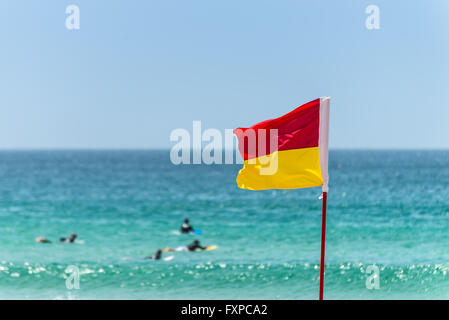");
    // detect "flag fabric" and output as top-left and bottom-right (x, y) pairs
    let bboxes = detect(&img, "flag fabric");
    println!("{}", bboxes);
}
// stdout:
(234, 97), (330, 191)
